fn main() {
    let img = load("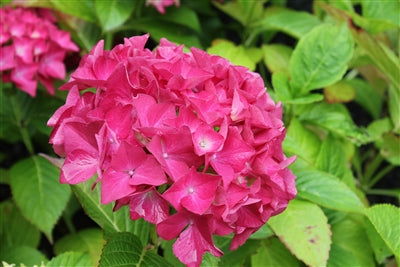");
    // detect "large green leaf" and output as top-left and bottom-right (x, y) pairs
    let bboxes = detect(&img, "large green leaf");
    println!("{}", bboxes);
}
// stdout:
(251, 237), (301, 267)
(290, 23), (354, 96)
(295, 170), (365, 214)
(0, 201), (41, 249)
(328, 216), (375, 267)
(283, 117), (321, 164)
(217, 238), (261, 267)
(262, 44), (292, 75)
(268, 199), (331, 267)
(213, 0), (264, 26)
(95, 0), (135, 32)
(46, 252), (92, 267)
(253, 7), (321, 39)
(50, 0), (97, 22)
(10, 156), (71, 242)
(315, 134), (355, 187)
(0, 246), (47, 266)
(361, 0), (400, 32)
(158, 6), (202, 33)
(99, 232), (173, 267)
(365, 204), (400, 261)
(297, 102), (370, 145)
(207, 39), (262, 71)
(72, 178), (150, 243)
(364, 217), (393, 263)
(54, 228), (105, 266)
(388, 85), (400, 133)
